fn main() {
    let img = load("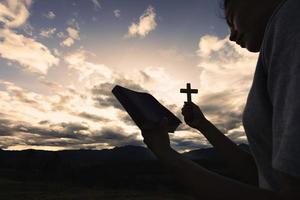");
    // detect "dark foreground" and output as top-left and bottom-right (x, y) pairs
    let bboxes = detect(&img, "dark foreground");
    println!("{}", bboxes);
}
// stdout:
(0, 144), (250, 199)
(0, 178), (195, 200)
